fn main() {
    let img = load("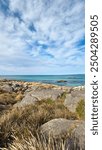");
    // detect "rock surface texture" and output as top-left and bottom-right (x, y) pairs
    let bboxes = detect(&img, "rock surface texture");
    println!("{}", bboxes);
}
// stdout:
(15, 87), (65, 107)
(71, 121), (85, 150)
(40, 118), (77, 138)
(64, 88), (85, 112)
(40, 118), (85, 150)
